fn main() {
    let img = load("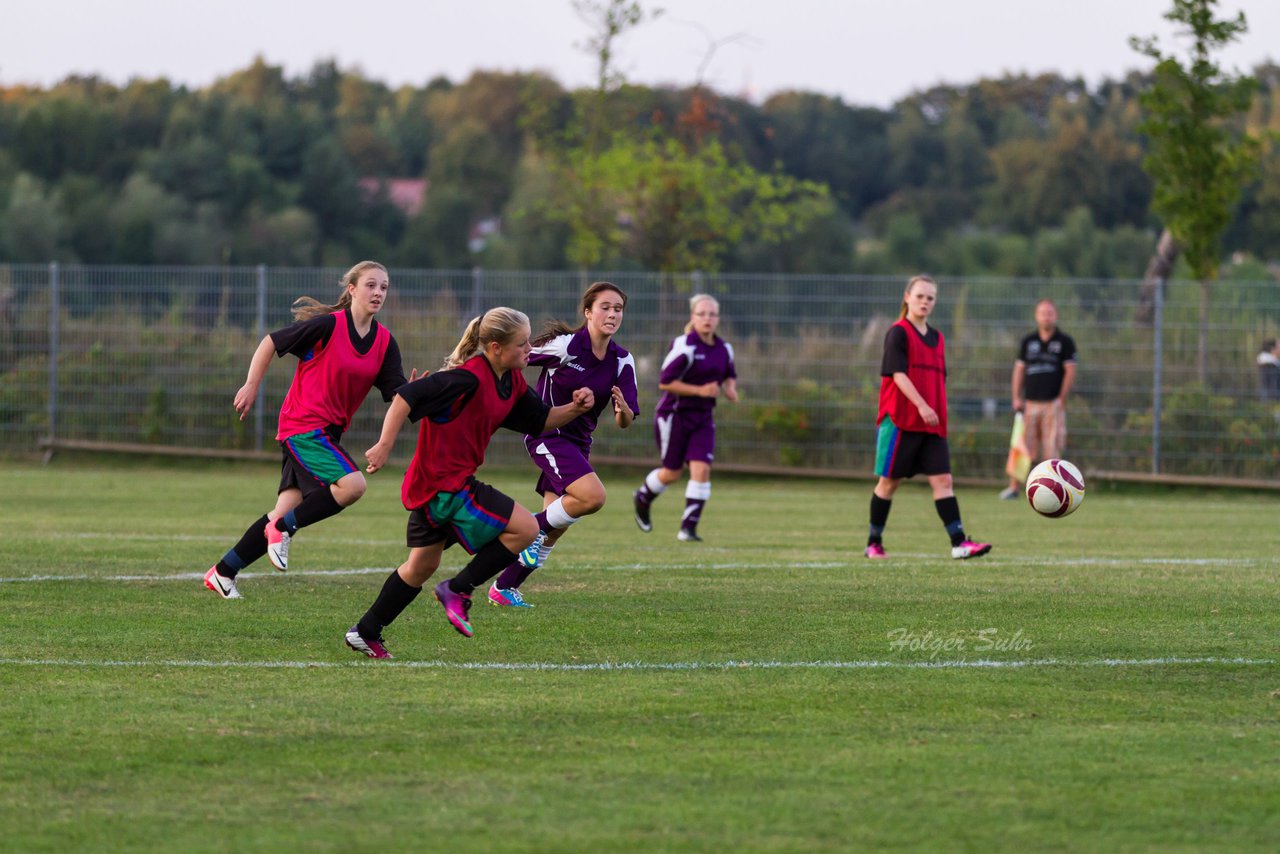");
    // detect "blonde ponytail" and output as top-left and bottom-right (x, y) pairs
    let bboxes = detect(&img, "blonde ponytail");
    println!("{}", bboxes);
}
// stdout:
(443, 307), (530, 369)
